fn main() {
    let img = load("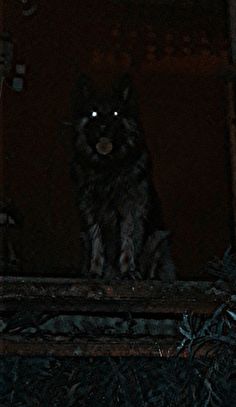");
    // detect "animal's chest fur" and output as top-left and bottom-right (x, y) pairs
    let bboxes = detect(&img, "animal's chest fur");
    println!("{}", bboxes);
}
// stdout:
(77, 169), (146, 264)
(79, 169), (147, 220)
